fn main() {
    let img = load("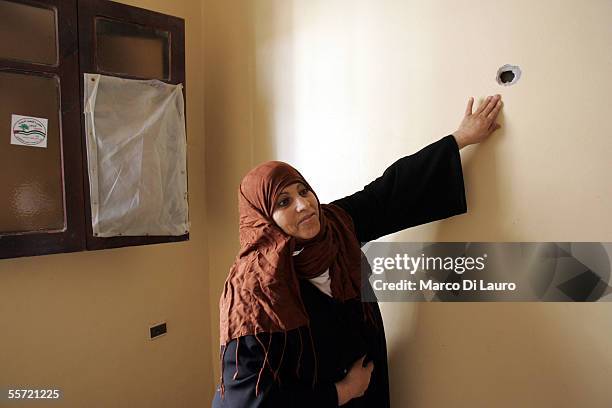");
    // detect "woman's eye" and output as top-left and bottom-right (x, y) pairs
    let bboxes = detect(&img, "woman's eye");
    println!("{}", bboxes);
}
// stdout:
(300, 188), (309, 196)
(278, 198), (289, 207)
